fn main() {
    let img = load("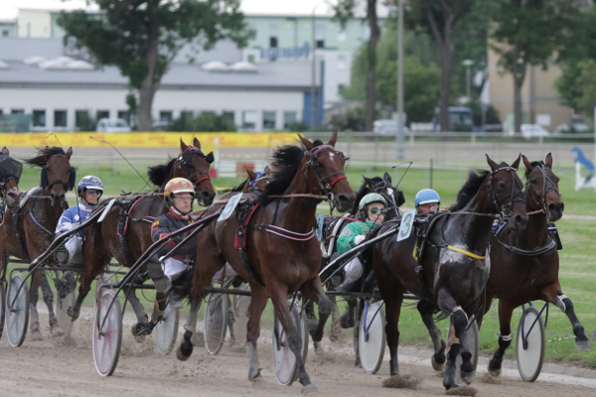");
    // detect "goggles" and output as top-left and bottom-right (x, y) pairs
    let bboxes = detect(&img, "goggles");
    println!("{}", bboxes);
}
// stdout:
(369, 207), (387, 215)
